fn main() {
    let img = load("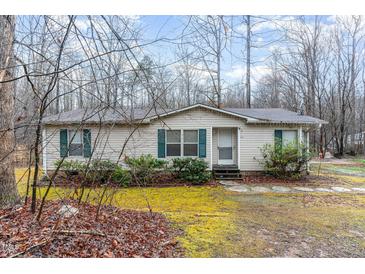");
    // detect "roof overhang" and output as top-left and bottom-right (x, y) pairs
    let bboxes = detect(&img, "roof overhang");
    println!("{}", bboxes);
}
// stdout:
(42, 120), (151, 126)
(246, 121), (328, 127)
(148, 103), (261, 122)
(42, 103), (328, 126)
